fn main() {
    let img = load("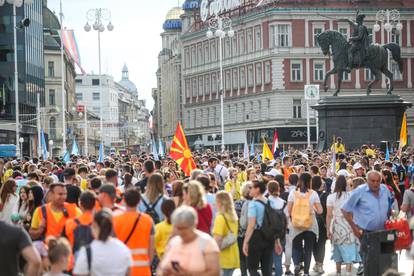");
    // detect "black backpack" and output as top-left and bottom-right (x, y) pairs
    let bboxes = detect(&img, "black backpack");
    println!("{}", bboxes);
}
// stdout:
(256, 200), (287, 241)
(73, 219), (94, 253)
(142, 196), (163, 224)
